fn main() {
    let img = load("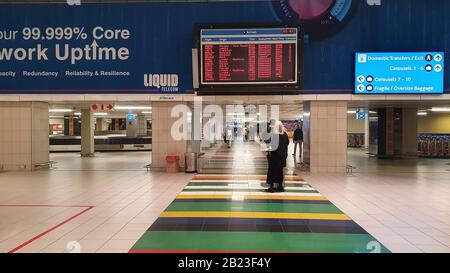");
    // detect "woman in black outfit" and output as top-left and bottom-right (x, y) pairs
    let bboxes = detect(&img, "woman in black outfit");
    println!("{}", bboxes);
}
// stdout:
(265, 121), (289, 193)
